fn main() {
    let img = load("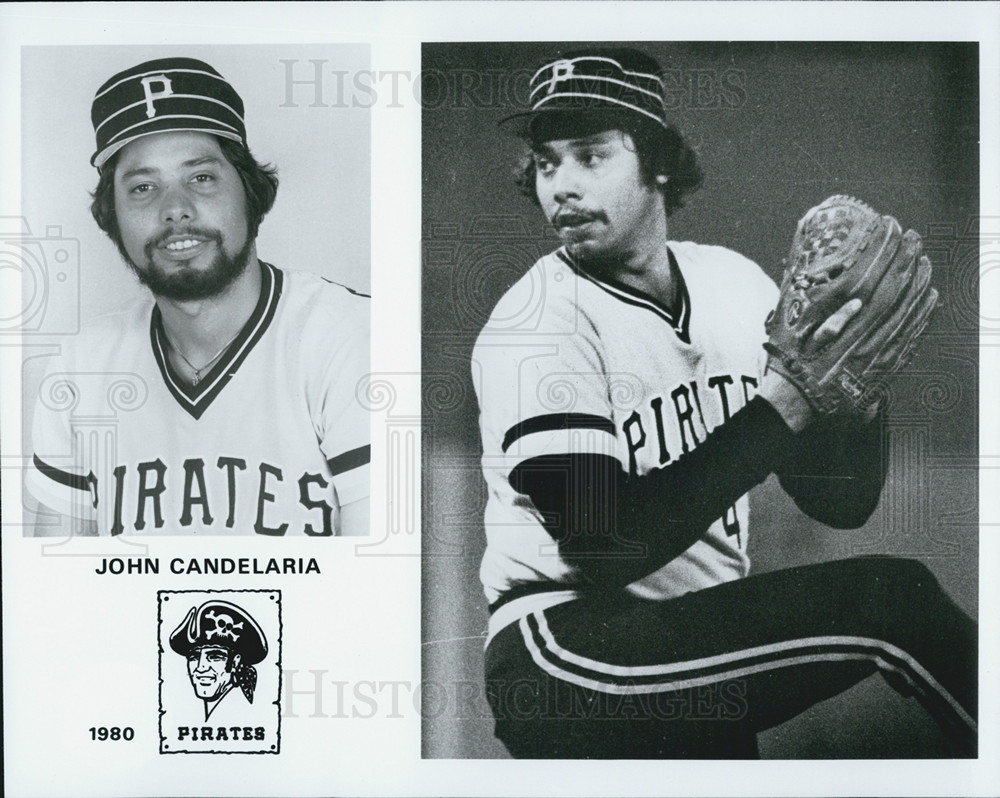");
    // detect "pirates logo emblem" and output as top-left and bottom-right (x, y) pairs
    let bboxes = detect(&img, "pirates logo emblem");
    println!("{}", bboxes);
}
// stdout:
(158, 590), (282, 754)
